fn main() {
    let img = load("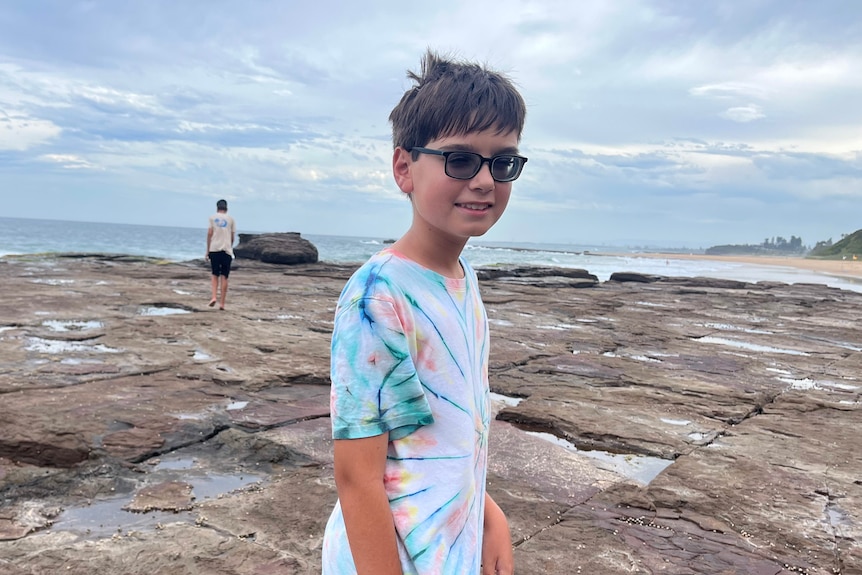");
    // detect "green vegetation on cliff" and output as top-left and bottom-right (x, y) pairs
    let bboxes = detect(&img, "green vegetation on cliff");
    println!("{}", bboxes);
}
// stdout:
(809, 229), (862, 259)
